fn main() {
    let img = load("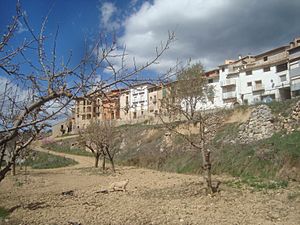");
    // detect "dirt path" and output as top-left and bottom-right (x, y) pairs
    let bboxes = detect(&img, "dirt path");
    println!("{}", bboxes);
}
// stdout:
(0, 144), (300, 225)
(33, 141), (94, 168)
